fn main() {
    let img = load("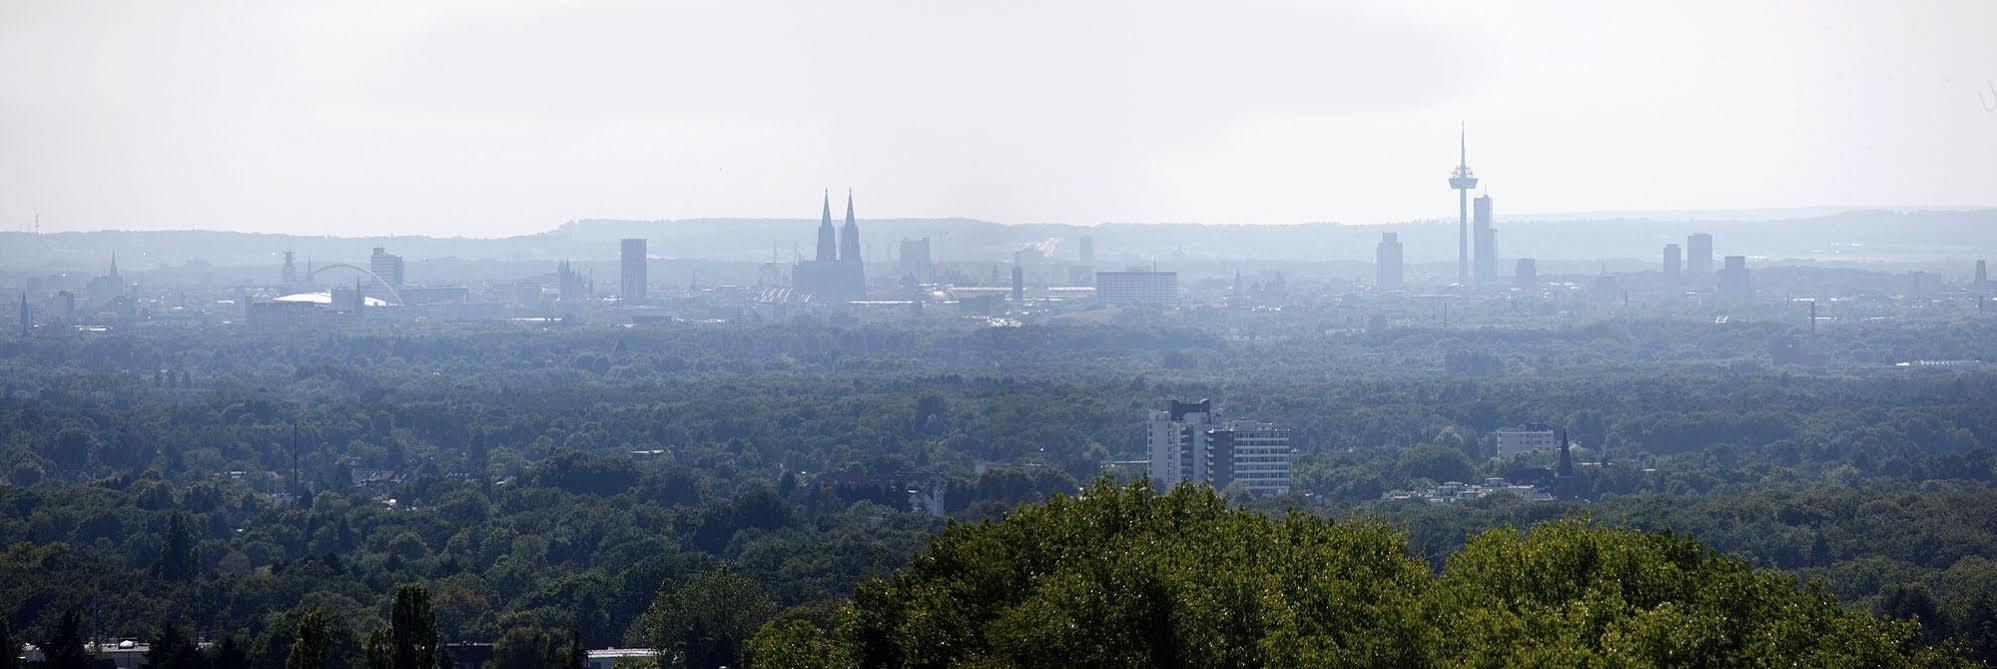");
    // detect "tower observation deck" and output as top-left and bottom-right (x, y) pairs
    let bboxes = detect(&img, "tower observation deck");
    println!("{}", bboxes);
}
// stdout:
(1449, 123), (1478, 286)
